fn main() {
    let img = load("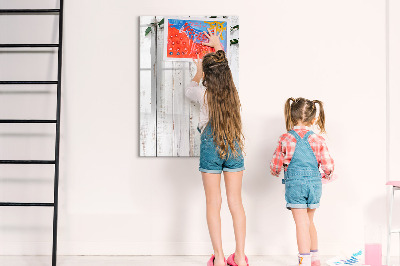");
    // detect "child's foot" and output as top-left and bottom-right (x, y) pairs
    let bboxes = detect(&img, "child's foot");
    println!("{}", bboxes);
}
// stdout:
(207, 254), (226, 266)
(311, 260), (321, 266)
(292, 254), (311, 266)
(227, 253), (249, 266)
(311, 260), (320, 266)
(311, 250), (320, 266)
(234, 254), (248, 266)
